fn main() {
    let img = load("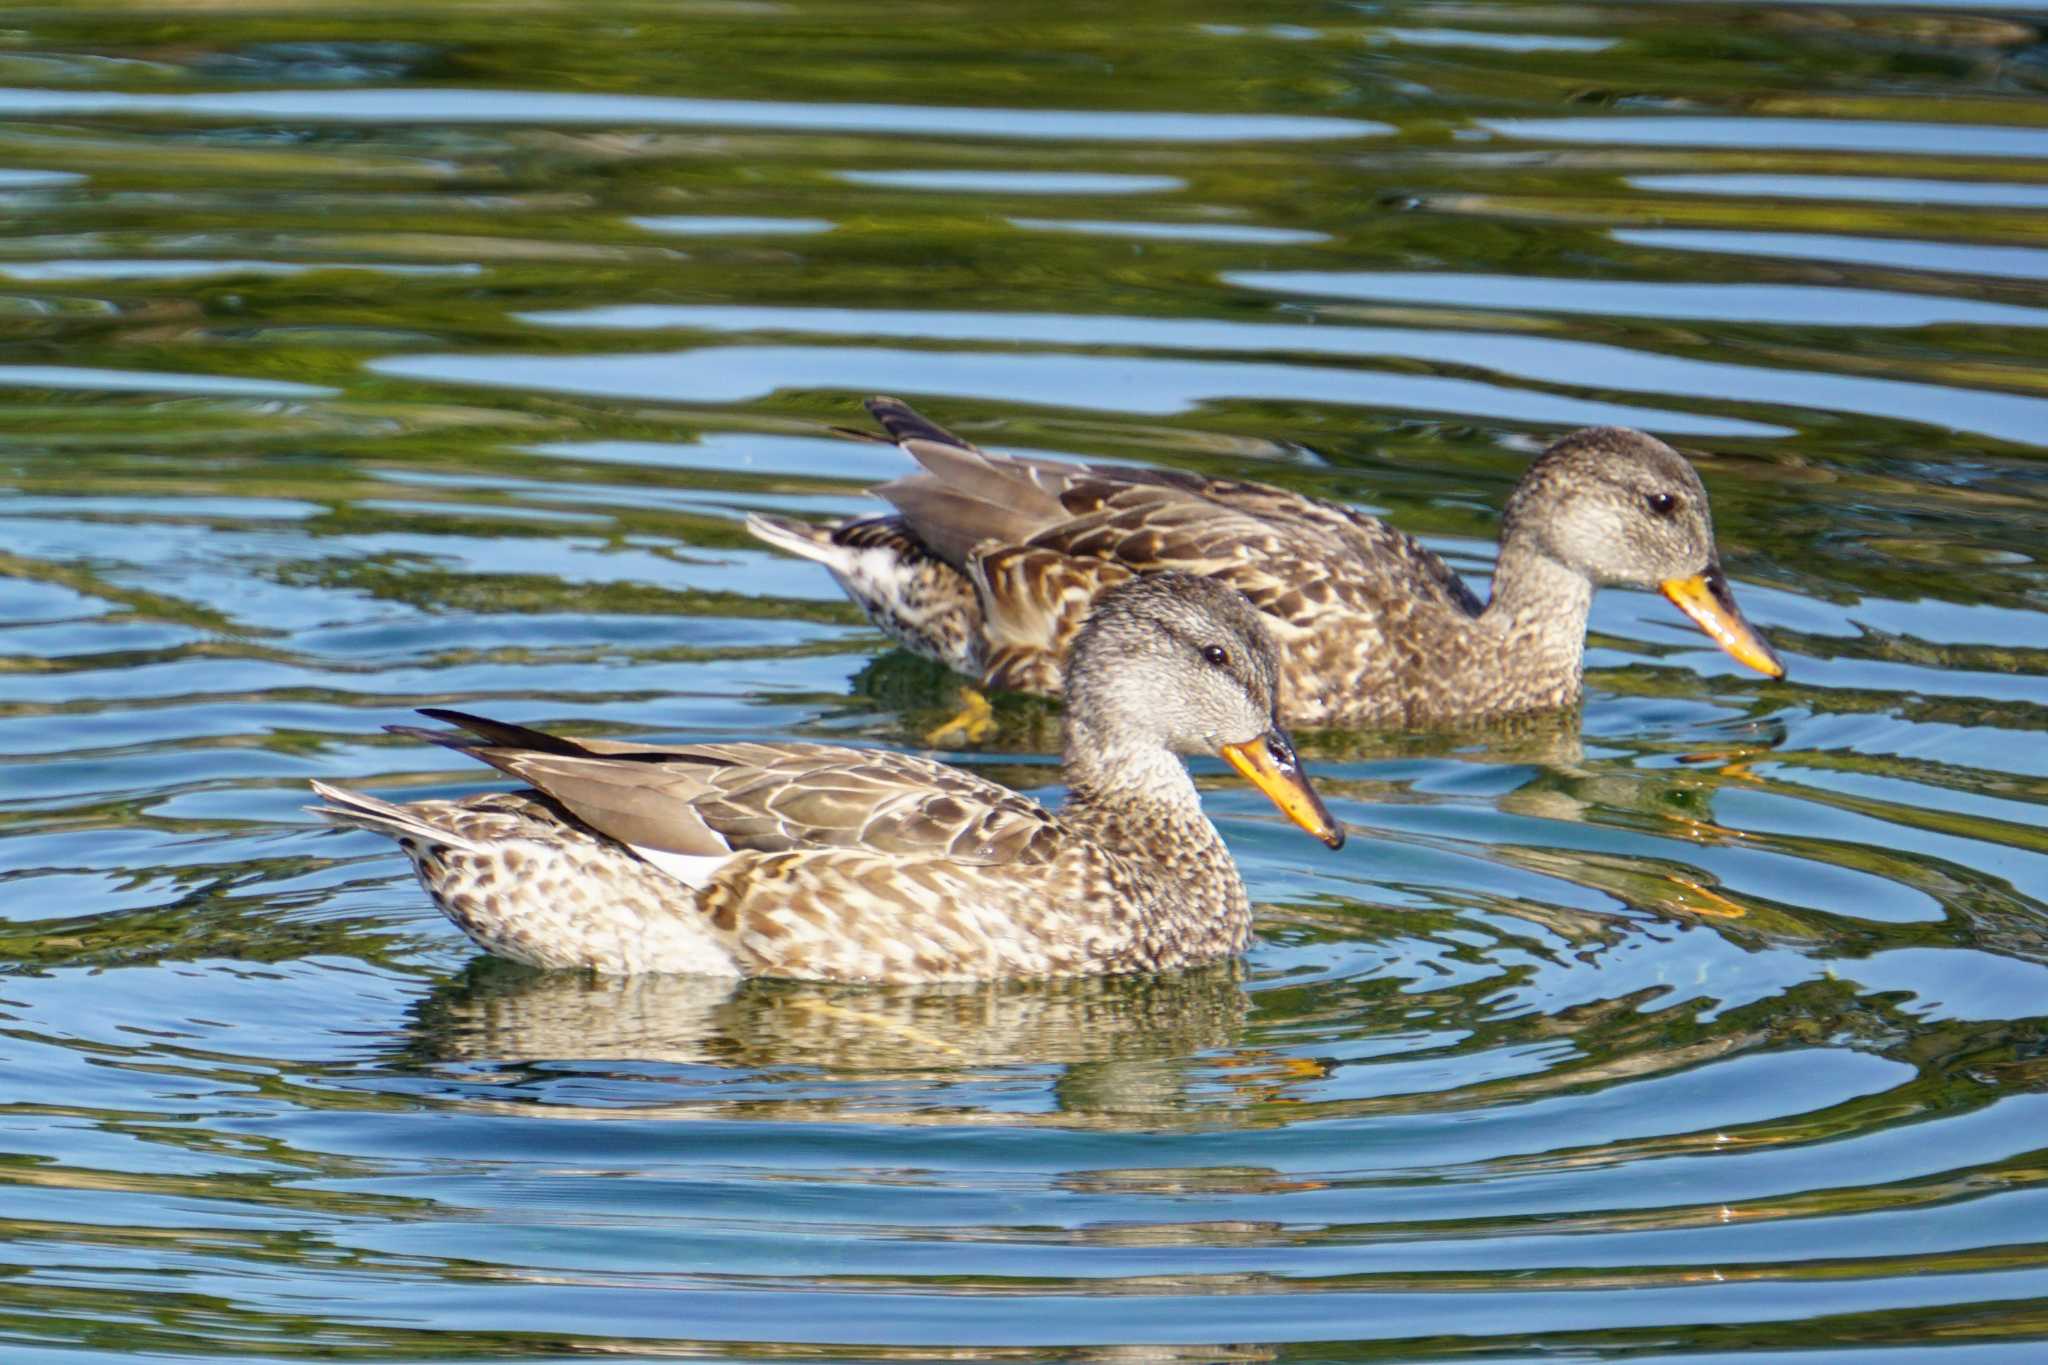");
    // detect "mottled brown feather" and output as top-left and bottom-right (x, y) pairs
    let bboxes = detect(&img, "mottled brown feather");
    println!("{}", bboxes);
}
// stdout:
(308, 575), (1326, 982)
(315, 725), (1243, 981)
(745, 510), (983, 673)
(971, 546), (1133, 695)
(748, 397), (1774, 728)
